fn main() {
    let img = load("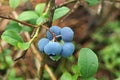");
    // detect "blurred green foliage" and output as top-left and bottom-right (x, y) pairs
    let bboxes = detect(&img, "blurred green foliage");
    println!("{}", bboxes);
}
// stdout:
(0, 49), (12, 70)
(0, 49), (23, 80)
(92, 21), (120, 78)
